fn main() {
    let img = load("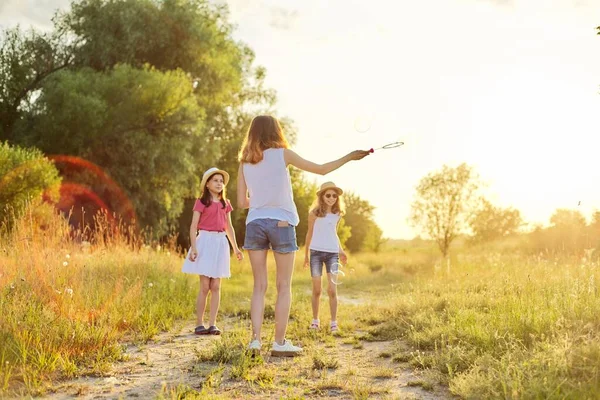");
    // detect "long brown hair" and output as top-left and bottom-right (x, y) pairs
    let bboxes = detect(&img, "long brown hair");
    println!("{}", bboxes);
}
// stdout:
(310, 190), (345, 218)
(238, 115), (289, 164)
(200, 173), (227, 209)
